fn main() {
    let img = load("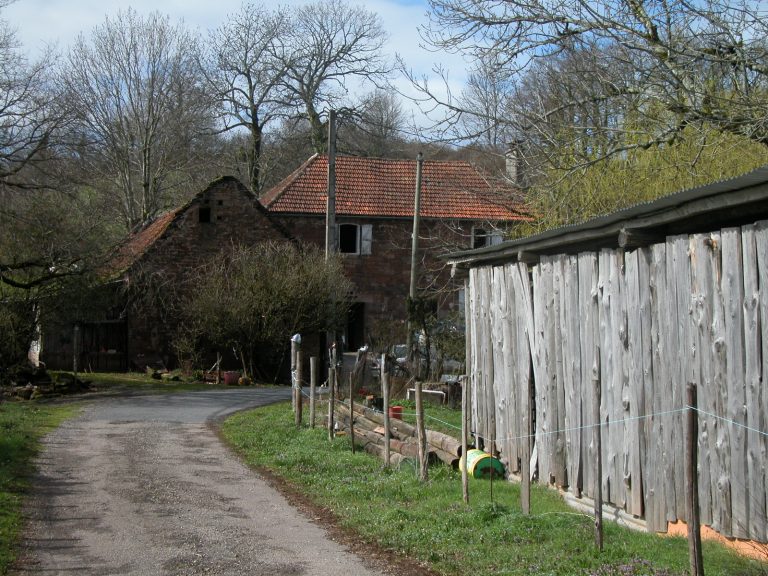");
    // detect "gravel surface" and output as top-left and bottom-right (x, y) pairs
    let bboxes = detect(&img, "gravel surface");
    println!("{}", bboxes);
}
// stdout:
(11, 388), (391, 576)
